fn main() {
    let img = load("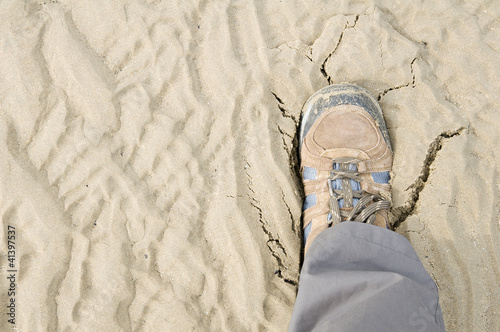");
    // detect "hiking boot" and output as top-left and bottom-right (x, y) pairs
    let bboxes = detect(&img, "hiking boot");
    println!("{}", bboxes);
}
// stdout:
(299, 84), (393, 254)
